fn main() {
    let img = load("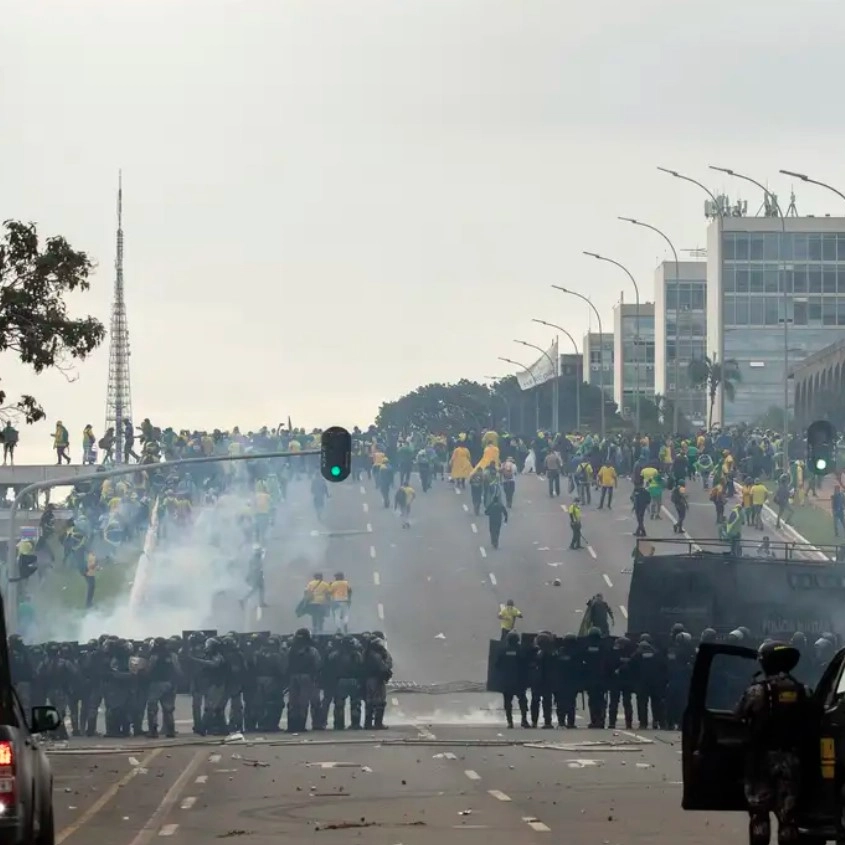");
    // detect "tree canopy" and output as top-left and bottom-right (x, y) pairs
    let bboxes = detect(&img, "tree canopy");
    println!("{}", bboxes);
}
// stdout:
(0, 220), (106, 422)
